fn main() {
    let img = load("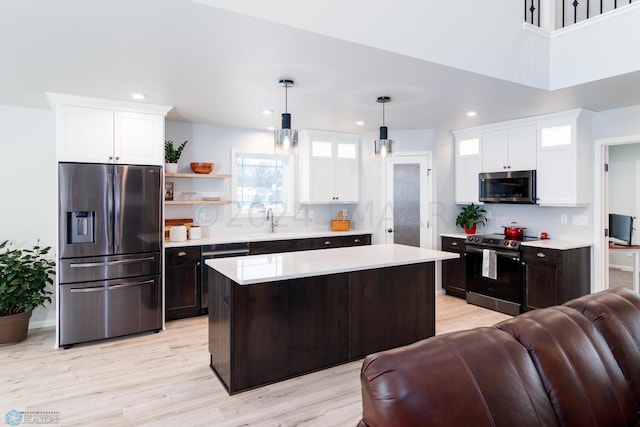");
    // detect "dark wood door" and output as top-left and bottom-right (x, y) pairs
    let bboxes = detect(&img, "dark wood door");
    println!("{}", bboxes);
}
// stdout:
(525, 259), (561, 310)
(349, 263), (435, 360)
(441, 237), (466, 298)
(231, 281), (291, 390)
(229, 274), (349, 392)
(165, 246), (201, 320)
(523, 246), (590, 311)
